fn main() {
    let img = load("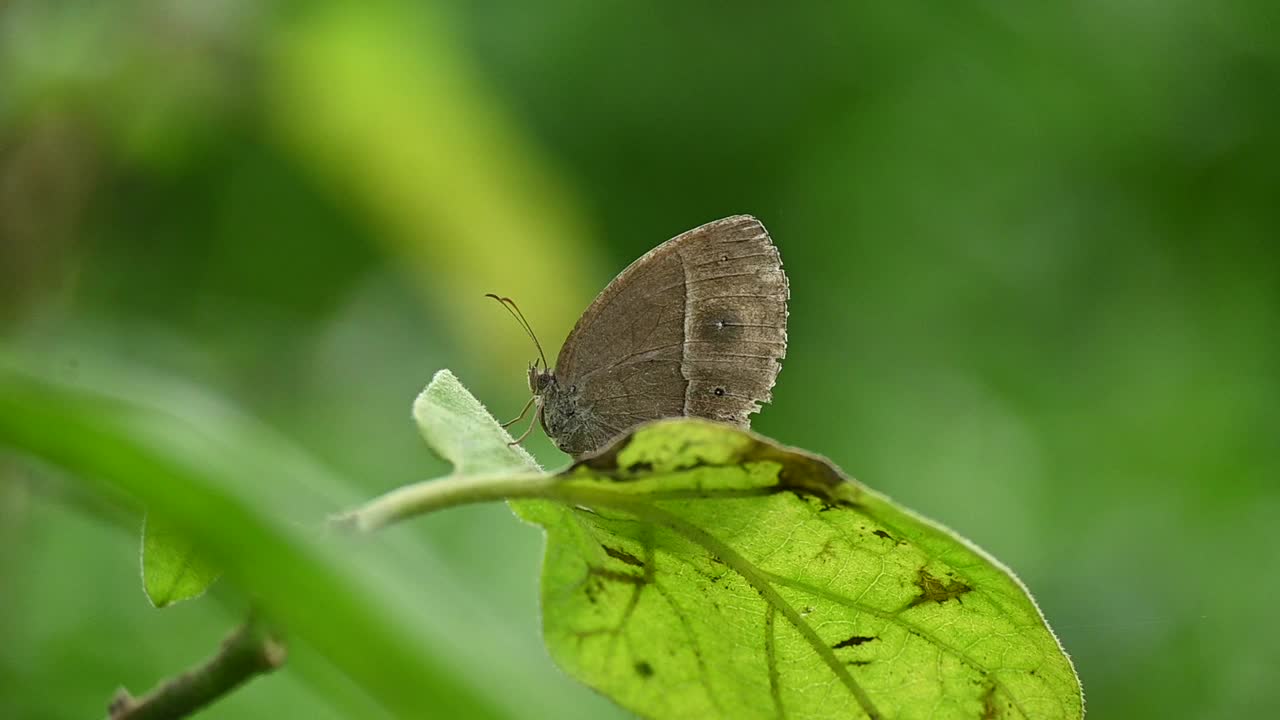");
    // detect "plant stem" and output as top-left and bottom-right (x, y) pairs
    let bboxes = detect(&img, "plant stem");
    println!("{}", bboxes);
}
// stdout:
(331, 471), (557, 532)
(108, 616), (285, 720)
